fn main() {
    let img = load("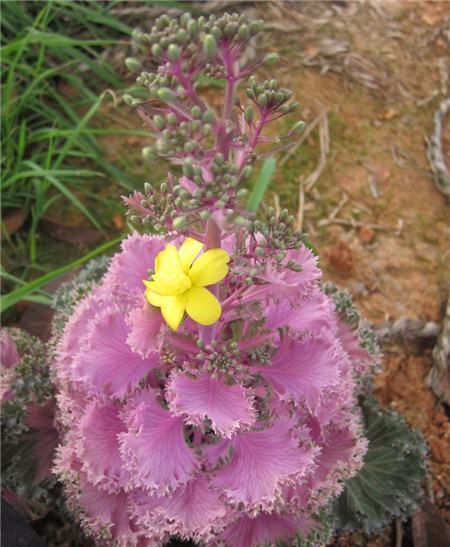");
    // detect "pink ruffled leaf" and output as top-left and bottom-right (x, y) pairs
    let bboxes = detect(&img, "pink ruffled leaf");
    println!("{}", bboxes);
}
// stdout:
(255, 334), (340, 407)
(73, 308), (158, 398)
(80, 402), (130, 491)
(107, 233), (166, 296)
(0, 330), (20, 369)
(24, 398), (59, 482)
(219, 512), (313, 547)
(126, 304), (164, 358)
(120, 391), (198, 493)
(212, 418), (316, 509)
(265, 290), (336, 333)
(167, 373), (256, 438)
(78, 474), (133, 542)
(161, 477), (226, 538)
